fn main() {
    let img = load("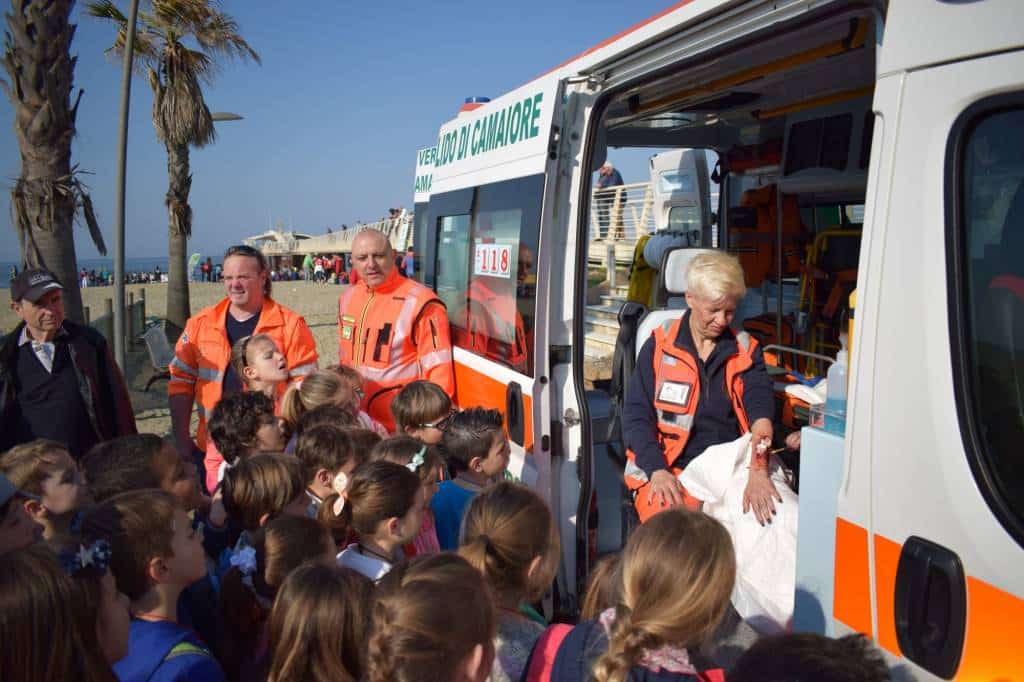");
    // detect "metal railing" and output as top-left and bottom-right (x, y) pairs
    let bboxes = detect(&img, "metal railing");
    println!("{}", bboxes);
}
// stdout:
(588, 182), (656, 241)
(248, 182), (657, 263)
